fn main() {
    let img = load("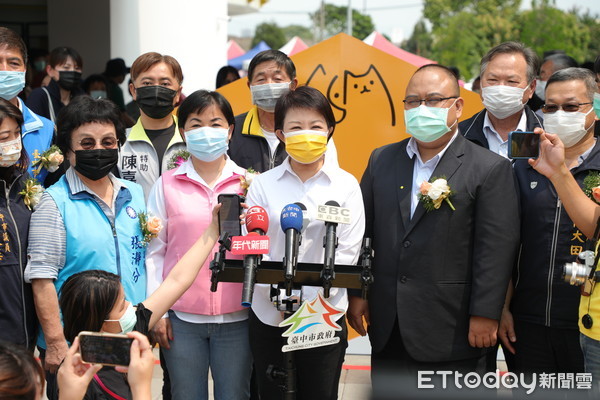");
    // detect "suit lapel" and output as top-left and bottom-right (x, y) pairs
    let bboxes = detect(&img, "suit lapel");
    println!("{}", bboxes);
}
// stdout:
(396, 142), (415, 232)
(403, 135), (466, 238)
